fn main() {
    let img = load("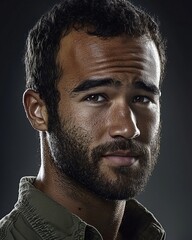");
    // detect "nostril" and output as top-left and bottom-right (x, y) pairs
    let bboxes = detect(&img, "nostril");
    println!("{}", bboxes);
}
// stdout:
(109, 123), (140, 140)
(107, 104), (140, 140)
